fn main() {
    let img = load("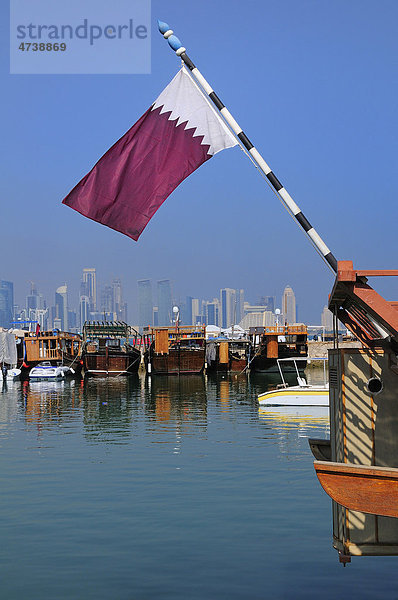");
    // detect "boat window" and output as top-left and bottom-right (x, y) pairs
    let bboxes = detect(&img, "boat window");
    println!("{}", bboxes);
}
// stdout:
(106, 339), (121, 348)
